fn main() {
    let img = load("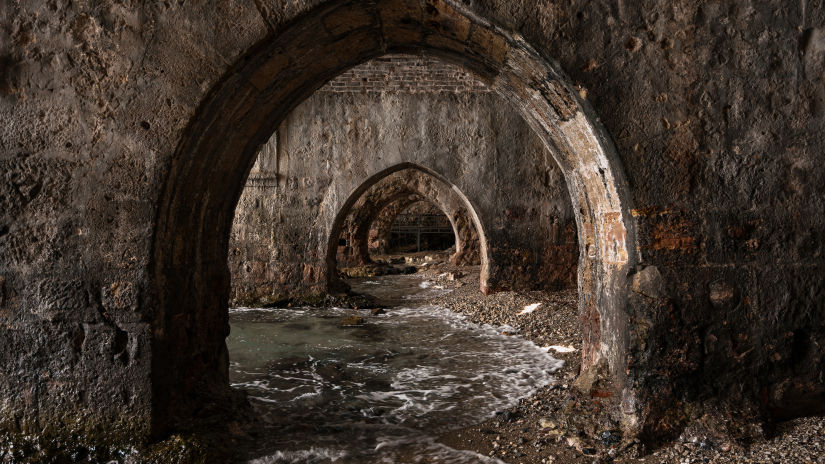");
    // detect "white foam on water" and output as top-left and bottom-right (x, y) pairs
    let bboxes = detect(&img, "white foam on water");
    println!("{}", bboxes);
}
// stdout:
(230, 306), (308, 314)
(248, 395), (285, 404)
(417, 443), (509, 464)
(248, 447), (348, 463)
(347, 361), (389, 375)
(231, 379), (272, 390)
(373, 436), (508, 464)
(359, 303), (564, 427)
(230, 285), (566, 463)
(292, 391), (322, 402)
